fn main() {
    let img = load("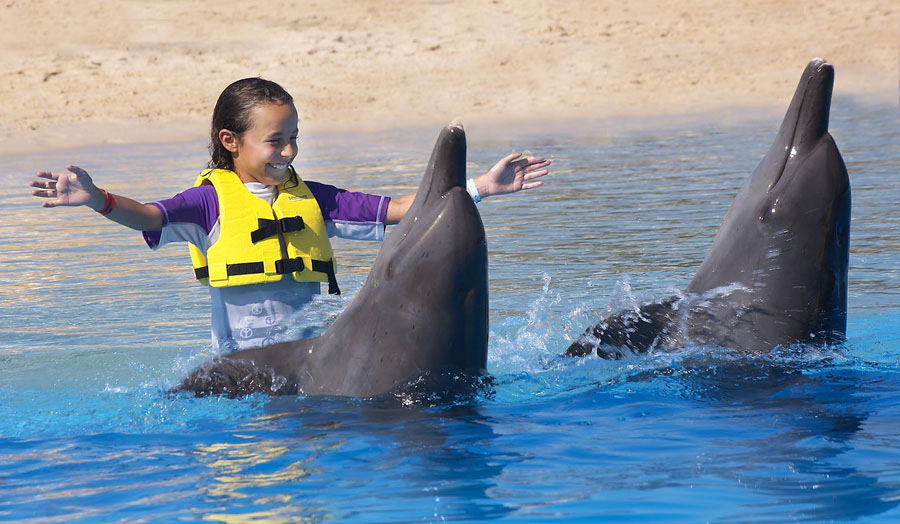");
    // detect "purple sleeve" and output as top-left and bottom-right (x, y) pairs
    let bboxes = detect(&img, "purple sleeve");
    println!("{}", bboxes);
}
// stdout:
(141, 185), (219, 248)
(306, 181), (390, 223)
